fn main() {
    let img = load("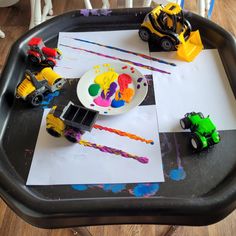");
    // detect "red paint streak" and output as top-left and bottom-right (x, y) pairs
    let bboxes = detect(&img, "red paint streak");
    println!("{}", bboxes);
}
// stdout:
(122, 66), (128, 69)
